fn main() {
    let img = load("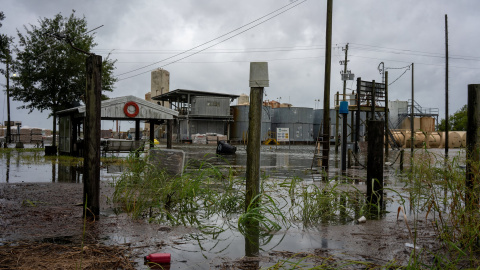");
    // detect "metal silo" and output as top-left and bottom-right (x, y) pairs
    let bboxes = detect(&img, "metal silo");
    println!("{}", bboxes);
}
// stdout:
(231, 105), (272, 142)
(272, 107), (314, 142)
